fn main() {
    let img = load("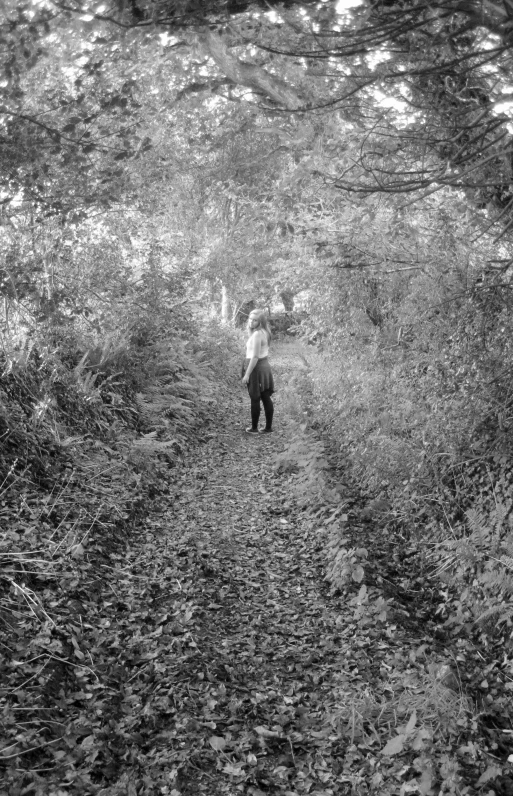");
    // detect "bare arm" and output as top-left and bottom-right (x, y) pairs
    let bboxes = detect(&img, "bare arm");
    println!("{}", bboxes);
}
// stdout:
(242, 333), (261, 383)
(243, 356), (259, 383)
